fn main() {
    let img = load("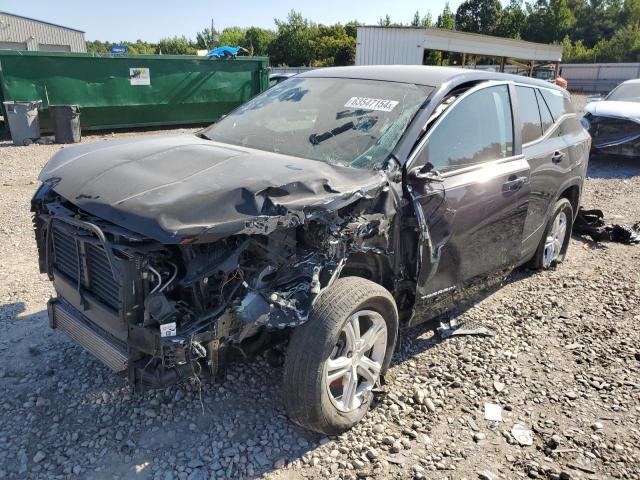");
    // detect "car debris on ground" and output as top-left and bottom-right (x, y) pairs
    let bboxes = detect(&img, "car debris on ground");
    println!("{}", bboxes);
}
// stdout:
(573, 207), (640, 244)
